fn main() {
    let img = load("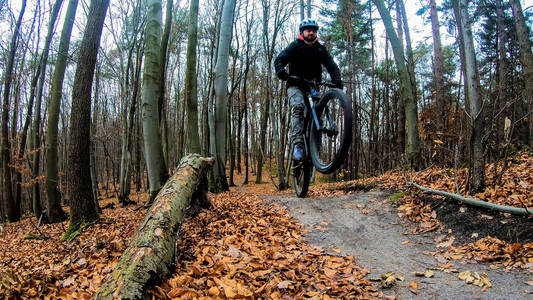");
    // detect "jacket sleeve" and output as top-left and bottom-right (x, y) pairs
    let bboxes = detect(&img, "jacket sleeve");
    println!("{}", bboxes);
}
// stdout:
(274, 41), (297, 75)
(322, 47), (342, 87)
